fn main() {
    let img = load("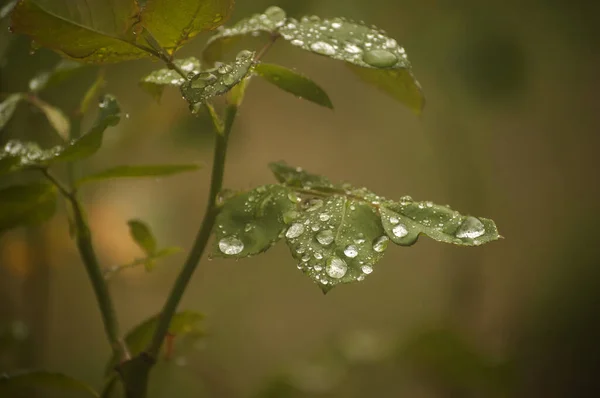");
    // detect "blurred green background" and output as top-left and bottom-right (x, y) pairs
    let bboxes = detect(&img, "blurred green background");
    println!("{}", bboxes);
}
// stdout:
(1, 0), (600, 397)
